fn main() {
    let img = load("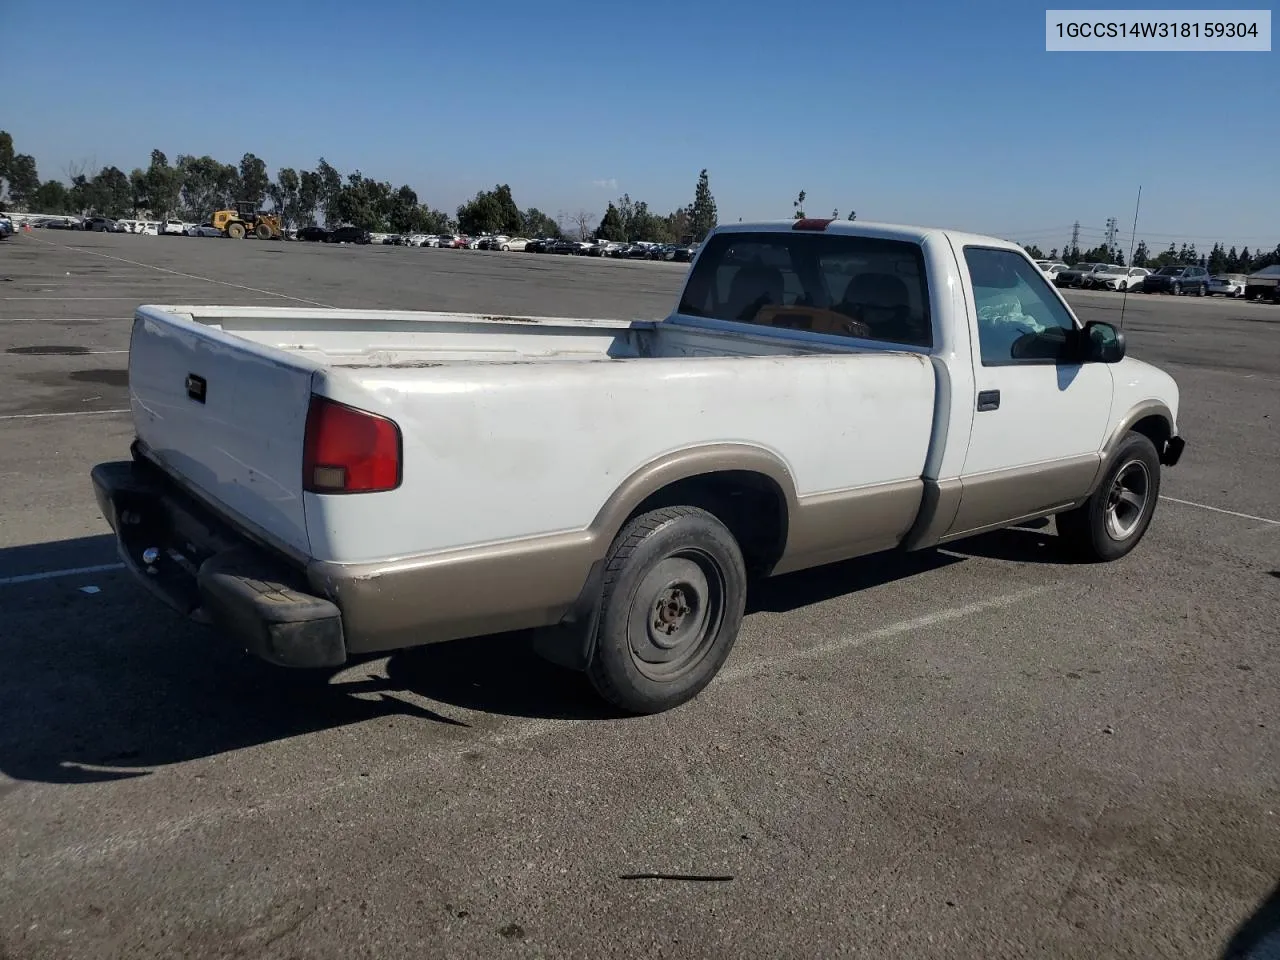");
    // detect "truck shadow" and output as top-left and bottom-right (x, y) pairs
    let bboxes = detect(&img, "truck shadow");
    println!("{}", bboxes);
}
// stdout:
(0, 525), (1070, 786)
